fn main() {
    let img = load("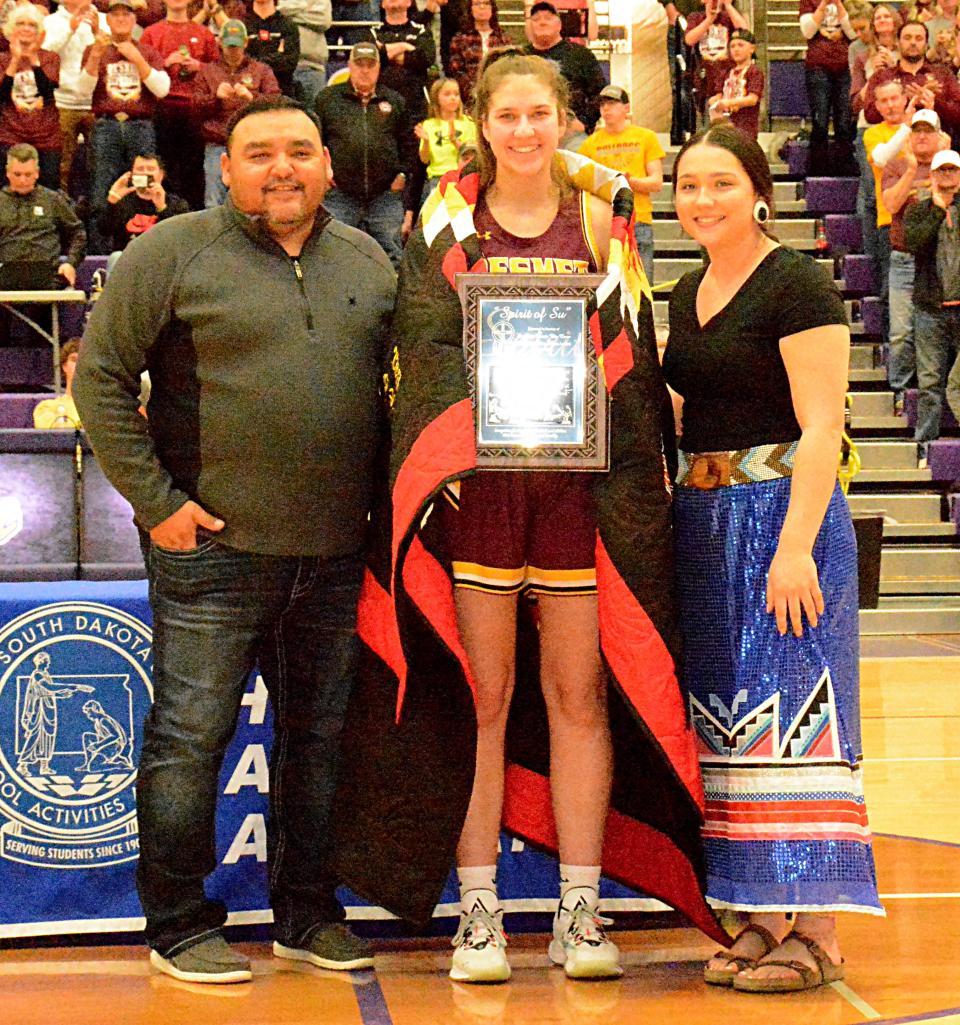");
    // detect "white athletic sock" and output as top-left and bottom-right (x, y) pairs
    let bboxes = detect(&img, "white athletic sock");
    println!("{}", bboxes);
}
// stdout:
(558, 864), (601, 914)
(458, 865), (499, 915)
